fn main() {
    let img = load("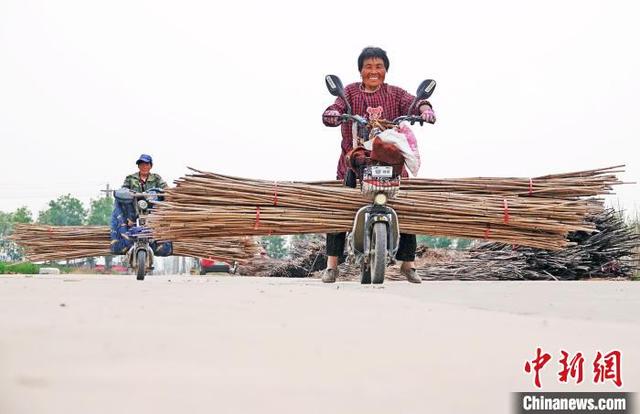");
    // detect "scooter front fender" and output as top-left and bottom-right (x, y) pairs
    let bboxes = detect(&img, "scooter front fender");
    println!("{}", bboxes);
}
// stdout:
(127, 244), (154, 270)
(349, 205), (400, 259)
